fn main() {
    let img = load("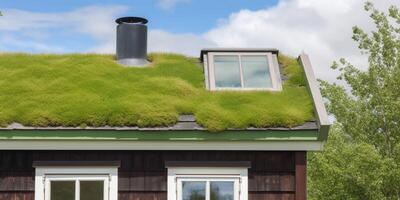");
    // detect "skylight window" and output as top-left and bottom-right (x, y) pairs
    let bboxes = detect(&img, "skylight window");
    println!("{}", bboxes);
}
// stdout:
(214, 55), (241, 88)
(202, 49), (282, 91)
